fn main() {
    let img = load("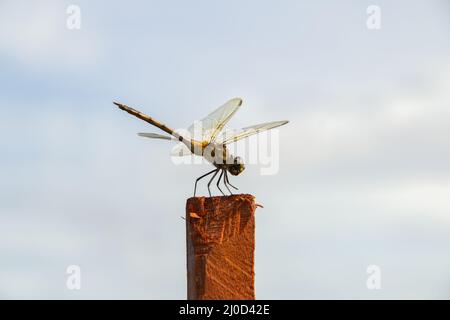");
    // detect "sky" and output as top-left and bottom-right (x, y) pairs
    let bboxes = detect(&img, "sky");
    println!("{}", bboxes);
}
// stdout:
(0, 0), (450, 299)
